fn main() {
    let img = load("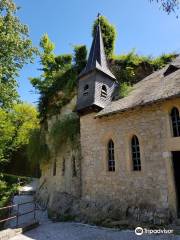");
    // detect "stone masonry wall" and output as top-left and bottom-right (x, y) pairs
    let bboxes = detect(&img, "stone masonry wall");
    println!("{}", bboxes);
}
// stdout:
(80, 98), (180, 224)
(37, 97), (180, 225)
